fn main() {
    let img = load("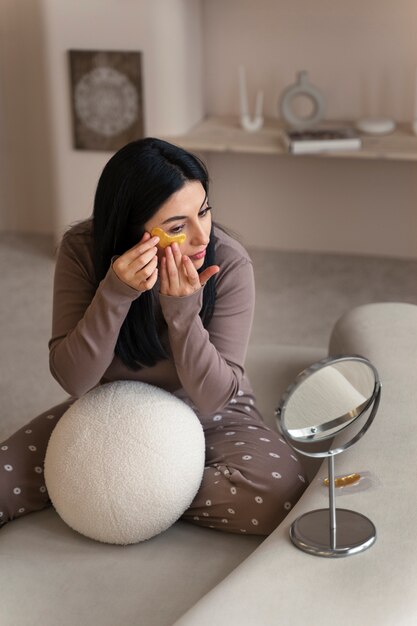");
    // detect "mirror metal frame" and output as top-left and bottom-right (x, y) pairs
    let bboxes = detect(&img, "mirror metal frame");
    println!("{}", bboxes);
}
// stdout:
(276, 354), (381, 458)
